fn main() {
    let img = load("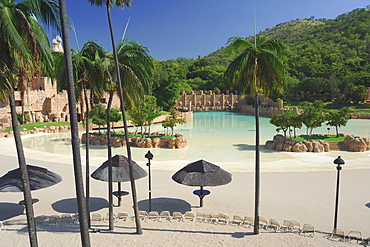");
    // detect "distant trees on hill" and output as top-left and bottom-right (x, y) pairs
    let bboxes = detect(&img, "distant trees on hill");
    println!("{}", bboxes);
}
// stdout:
(152, 7), (370, 107)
